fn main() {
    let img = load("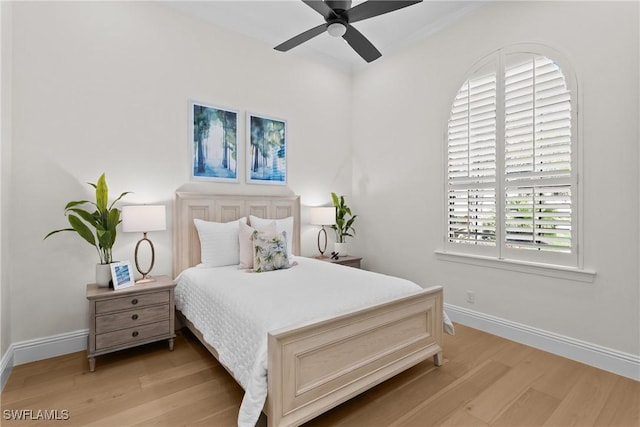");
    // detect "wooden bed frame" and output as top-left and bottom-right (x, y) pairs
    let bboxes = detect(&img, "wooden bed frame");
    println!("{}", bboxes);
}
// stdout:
(173, 192), (444, 427)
